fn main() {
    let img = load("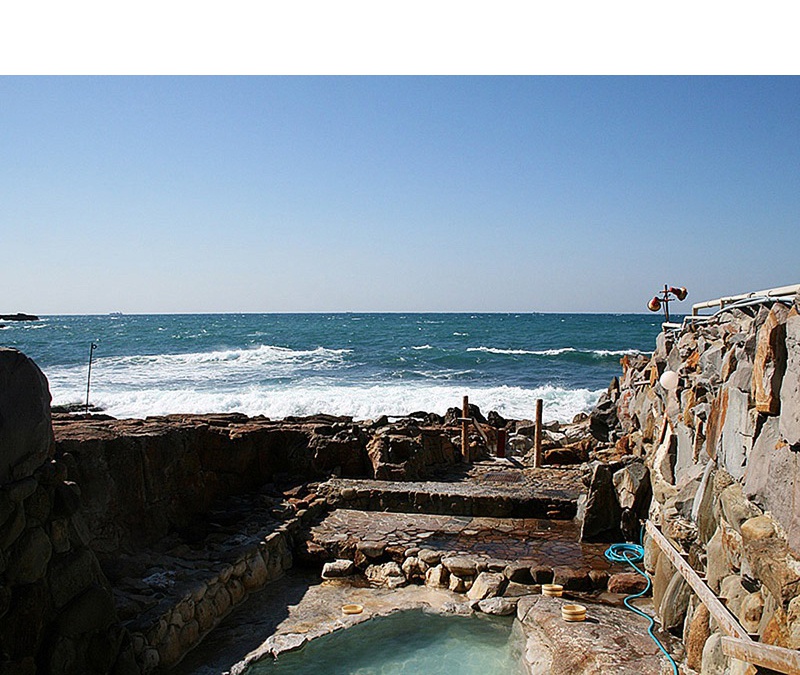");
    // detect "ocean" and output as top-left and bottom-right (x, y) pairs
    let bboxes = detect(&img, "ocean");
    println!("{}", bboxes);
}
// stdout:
(1, 313), (663, 422)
